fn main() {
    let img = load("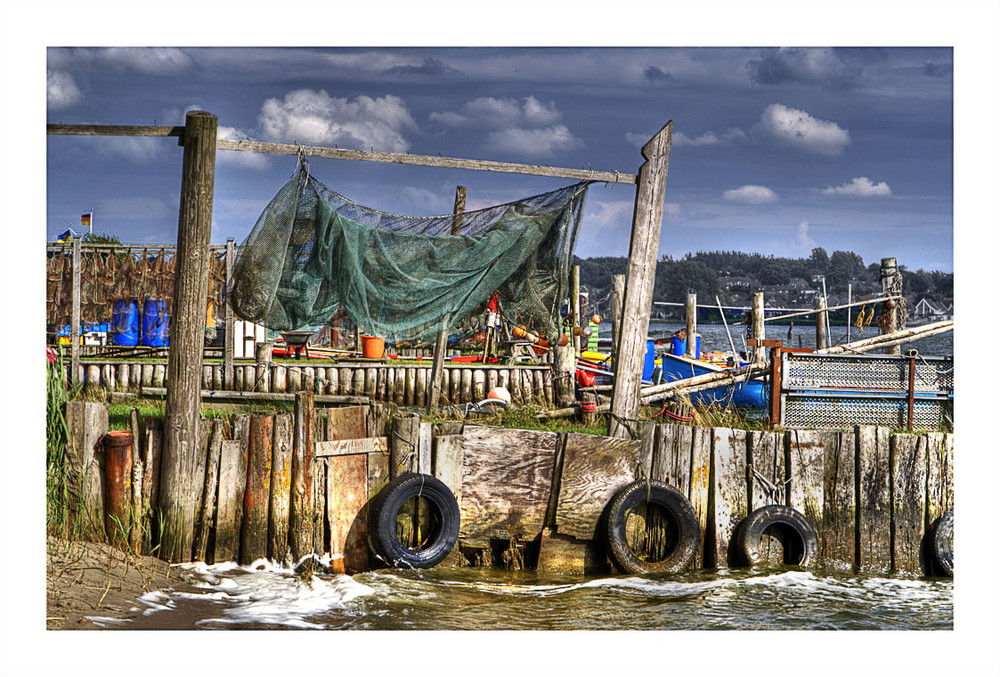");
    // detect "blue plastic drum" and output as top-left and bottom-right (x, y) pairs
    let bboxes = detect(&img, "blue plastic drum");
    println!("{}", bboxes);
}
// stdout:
(142, 297), (170, 347)
(111, 298), (140, 346)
